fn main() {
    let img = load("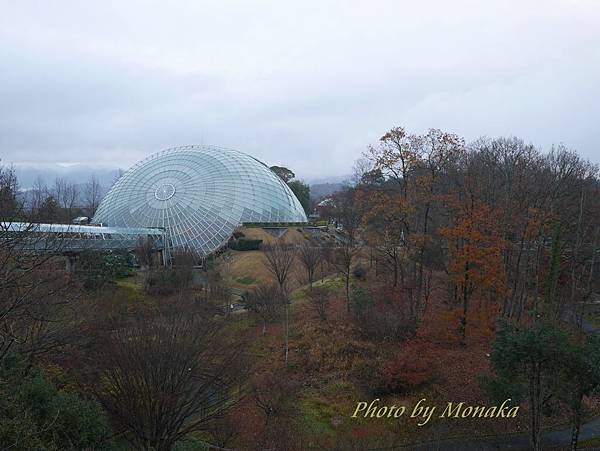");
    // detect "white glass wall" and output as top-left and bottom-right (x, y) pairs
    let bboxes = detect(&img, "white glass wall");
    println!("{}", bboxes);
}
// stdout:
(93, 145), (307, 255)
